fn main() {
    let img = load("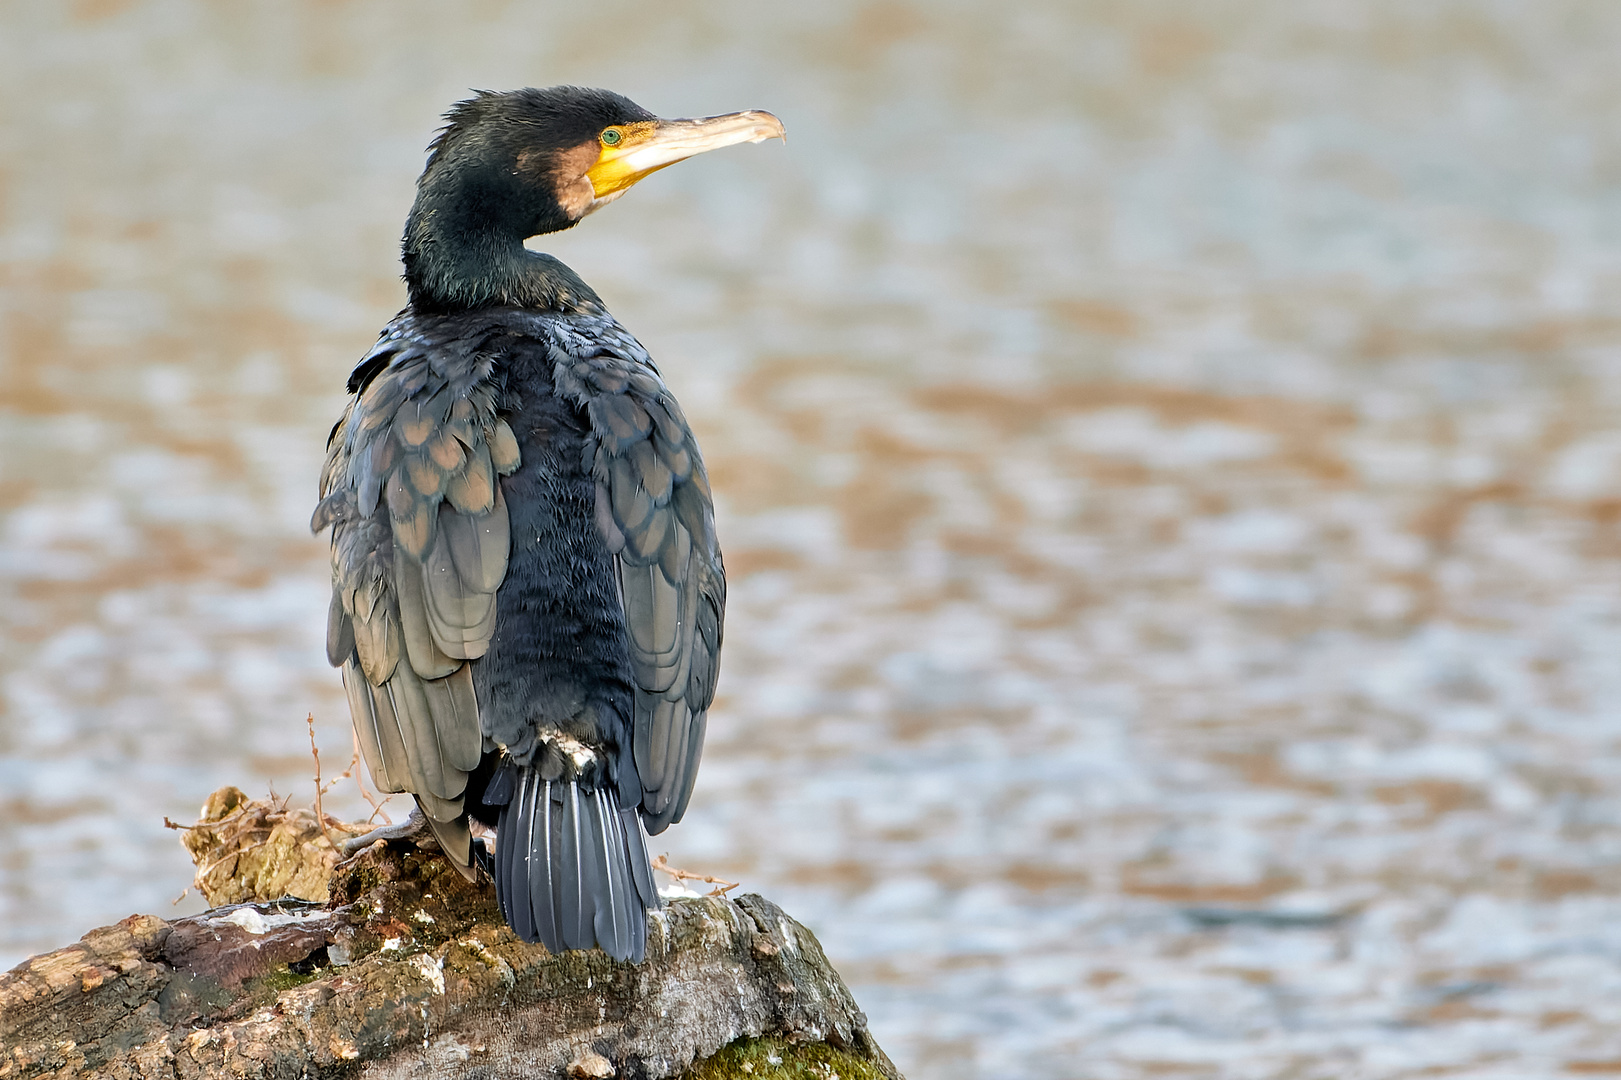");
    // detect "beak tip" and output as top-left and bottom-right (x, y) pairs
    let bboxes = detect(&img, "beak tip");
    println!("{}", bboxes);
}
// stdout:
(760, 118), (787, 145)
